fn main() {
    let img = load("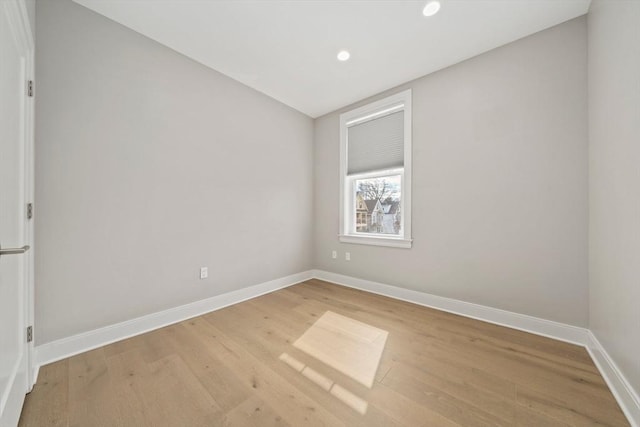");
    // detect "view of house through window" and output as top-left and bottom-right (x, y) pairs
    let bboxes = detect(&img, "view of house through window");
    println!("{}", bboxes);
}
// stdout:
(354, 175), (401, 235)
